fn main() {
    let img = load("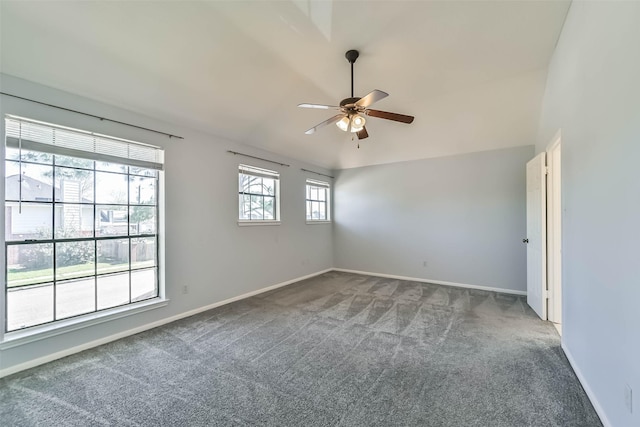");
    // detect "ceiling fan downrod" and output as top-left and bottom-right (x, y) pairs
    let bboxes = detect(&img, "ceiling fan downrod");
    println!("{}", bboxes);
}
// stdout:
(345, 49), (359, 98)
